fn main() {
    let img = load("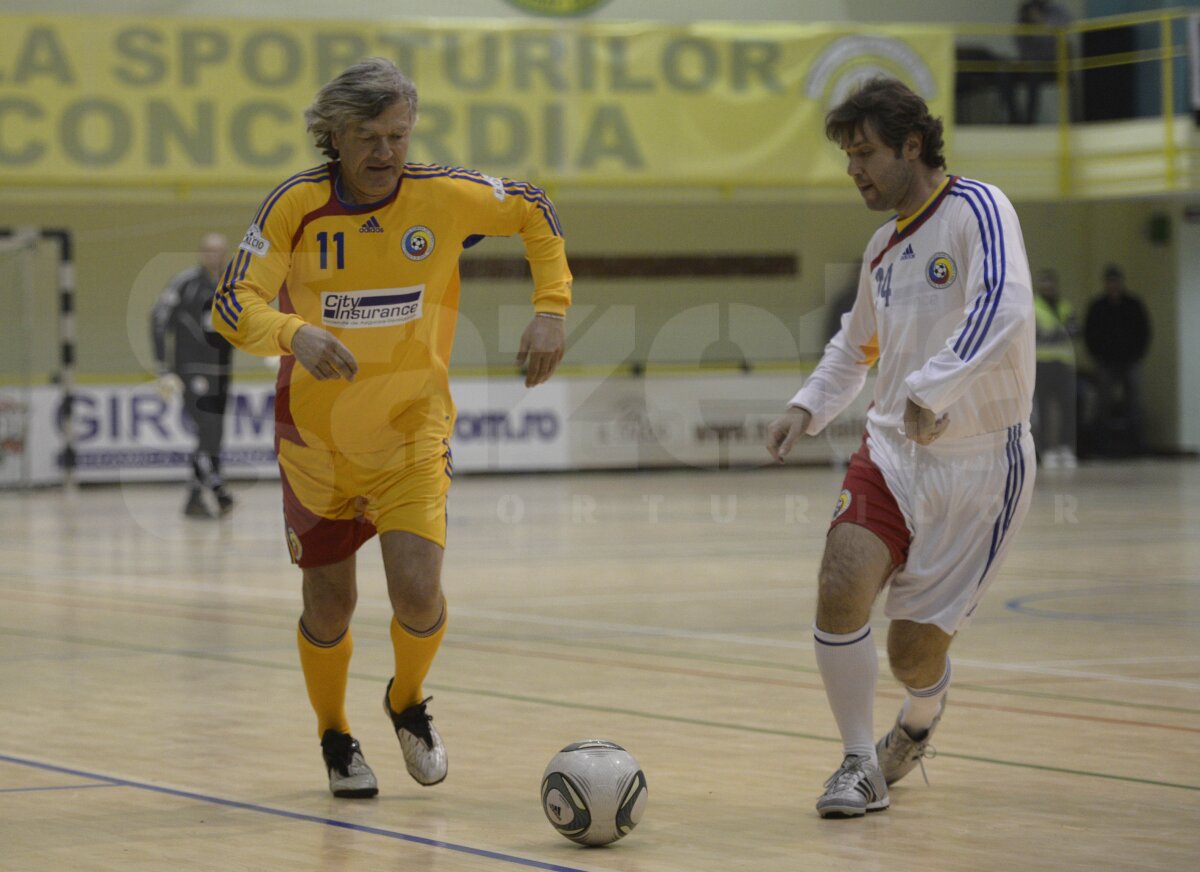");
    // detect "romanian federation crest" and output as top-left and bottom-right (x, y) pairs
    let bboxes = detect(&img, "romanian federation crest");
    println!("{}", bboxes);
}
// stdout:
(286, 527), (303, 563)
(925, 252), (957, 289)
(401, 226), (435, 261)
